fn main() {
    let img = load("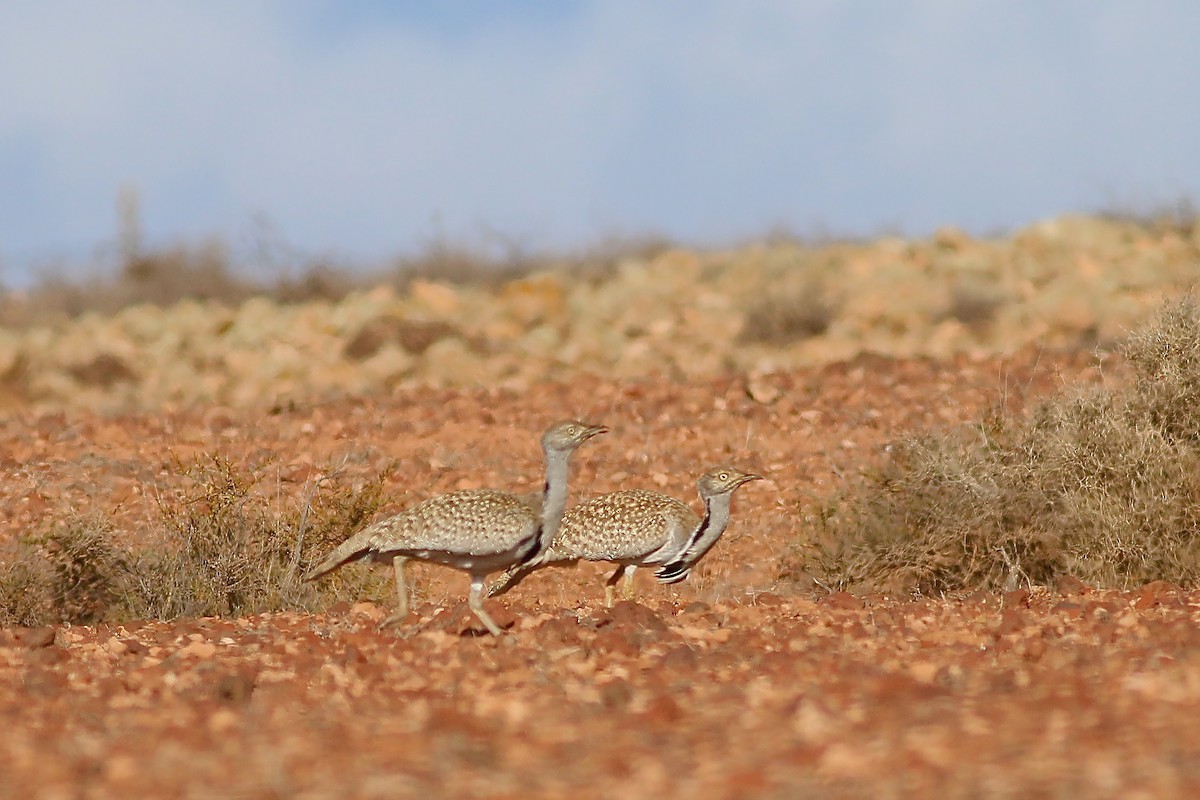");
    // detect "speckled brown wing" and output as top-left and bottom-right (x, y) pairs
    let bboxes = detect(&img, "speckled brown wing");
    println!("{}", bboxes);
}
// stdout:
(362, 489), (539, 556)
(304, 488), (541, 582)
(546, 489), (699, 564)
